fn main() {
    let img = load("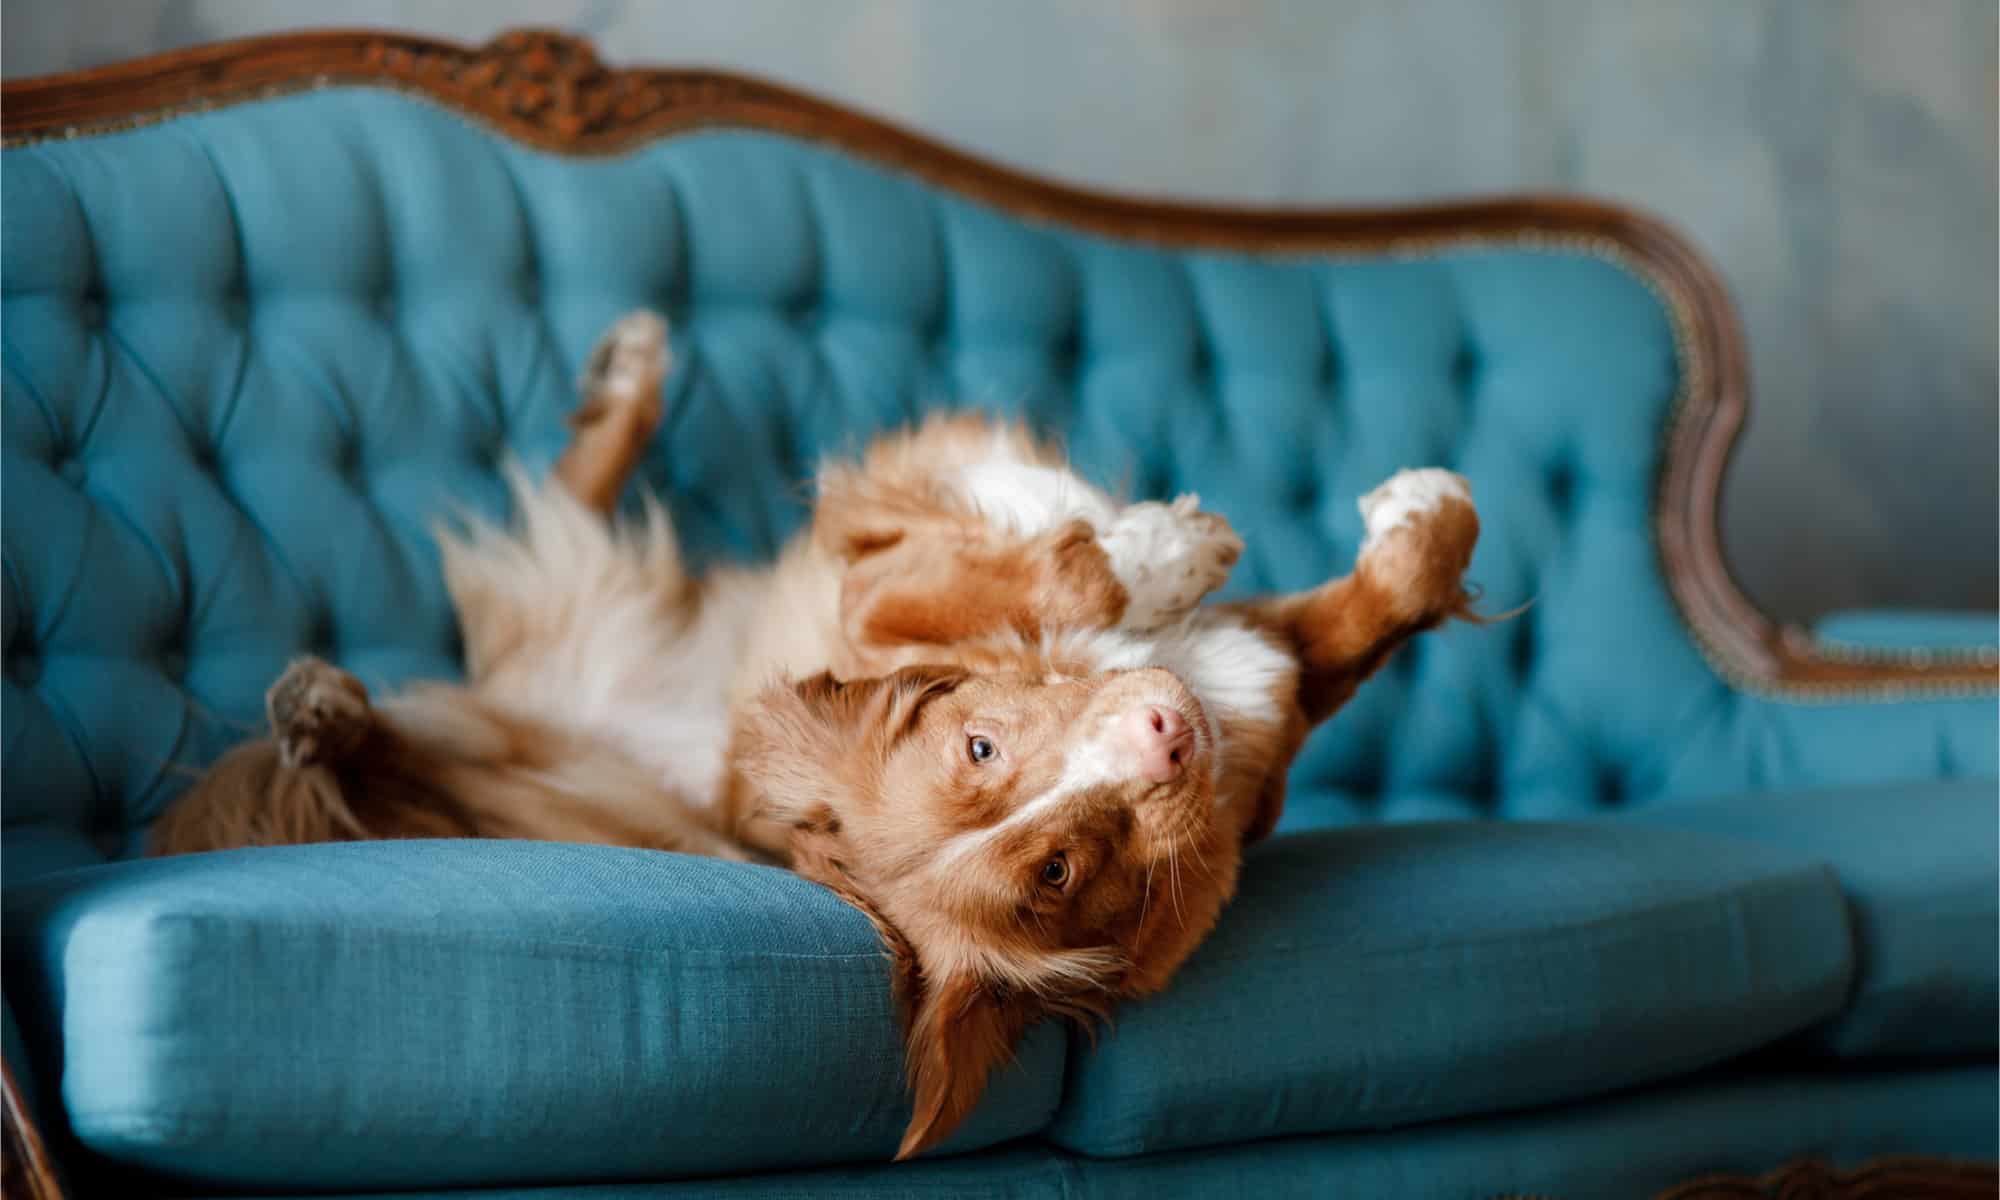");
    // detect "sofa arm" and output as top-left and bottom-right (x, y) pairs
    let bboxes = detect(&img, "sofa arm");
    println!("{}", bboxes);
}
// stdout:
(1651, 605), (1996, 796)
(1745, 612), (1999, 787)
(1691, 689), (1998, 795)
(1812, 610), (1997, 656)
